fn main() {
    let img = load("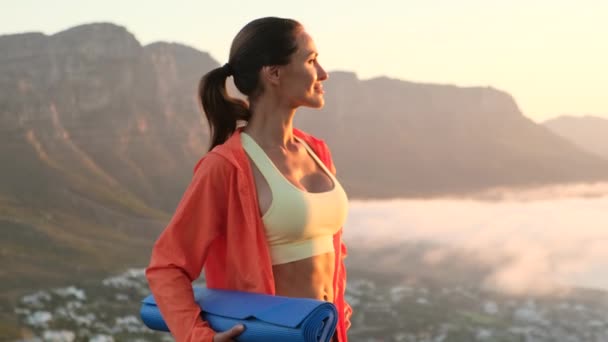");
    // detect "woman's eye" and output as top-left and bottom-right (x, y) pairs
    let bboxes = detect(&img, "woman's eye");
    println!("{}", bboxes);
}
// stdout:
(309, 59), (316, 64)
